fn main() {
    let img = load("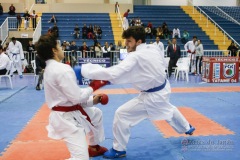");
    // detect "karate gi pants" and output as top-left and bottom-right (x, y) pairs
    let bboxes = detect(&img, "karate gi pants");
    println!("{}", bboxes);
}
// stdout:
(63, 107), (105, 160)
(10, 53), (23, 76)
(112, 81), (190, 151)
